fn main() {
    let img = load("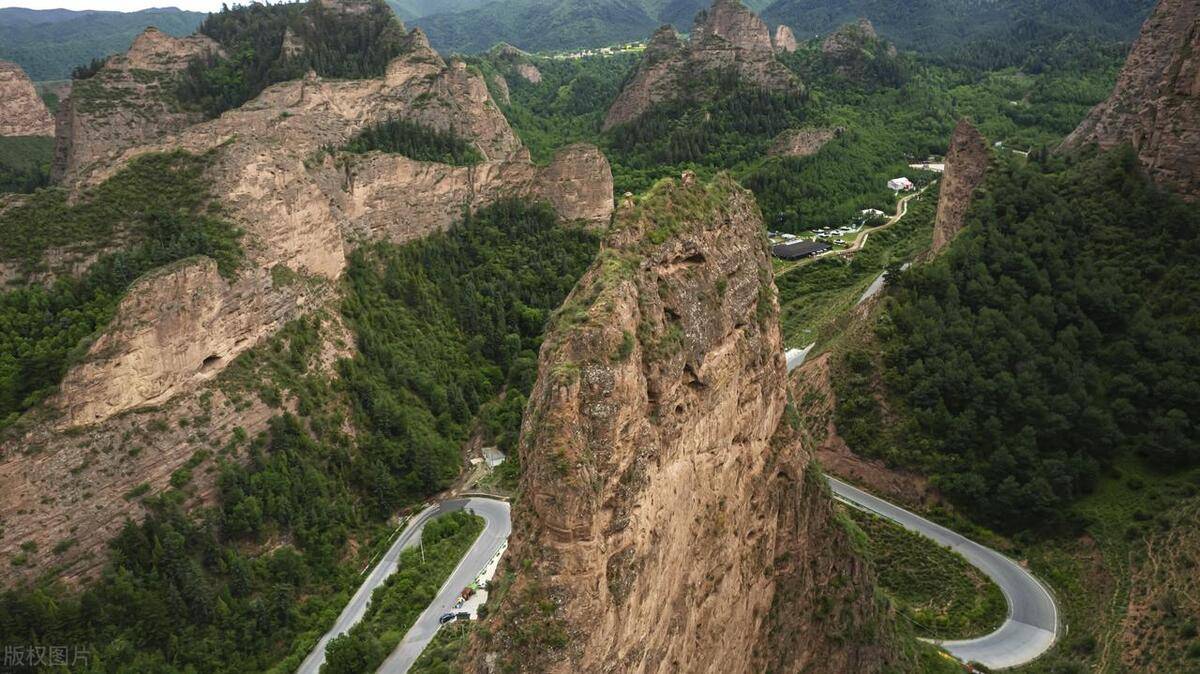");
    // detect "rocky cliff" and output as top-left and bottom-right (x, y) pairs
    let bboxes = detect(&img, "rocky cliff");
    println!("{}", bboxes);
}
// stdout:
(0, 61), (54, 136)
(463, 173), (897, 673)
(773, 24), (798, 53)
(51, 27), (220, 182)
(0, 23), (613, 585)
(931, 119), (989, 254)
(54, 32), (610, 429)
(603, 0), (801, 130)
(1062, 0), (1199, 200)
